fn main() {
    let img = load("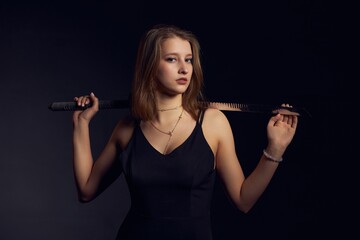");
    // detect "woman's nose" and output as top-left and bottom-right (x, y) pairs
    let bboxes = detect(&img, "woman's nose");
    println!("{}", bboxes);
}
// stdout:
(179, 63), (189, 74)
(179, 68), (188, 74)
